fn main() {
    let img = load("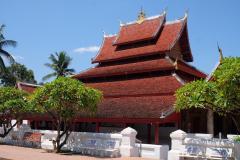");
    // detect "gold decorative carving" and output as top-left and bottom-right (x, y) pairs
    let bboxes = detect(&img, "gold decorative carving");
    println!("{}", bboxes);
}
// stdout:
(137, 8), (146, 24)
